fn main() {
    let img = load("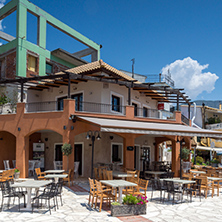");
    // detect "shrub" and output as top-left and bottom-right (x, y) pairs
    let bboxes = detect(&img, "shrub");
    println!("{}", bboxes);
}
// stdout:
(180, 147), (190, 161)
(122, 194), (148, 205)
(111, 202), (120, 206)
(14, 167), (20, 173)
